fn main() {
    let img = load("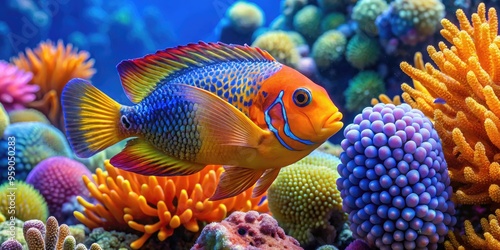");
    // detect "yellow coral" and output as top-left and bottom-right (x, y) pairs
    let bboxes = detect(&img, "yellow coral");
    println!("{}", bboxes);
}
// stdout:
(252, 31), (300, 68)
(12, 40), (95, 130)
(267, 151), (345, 246)
(445, 209), (500, 250)
(401, 3), (500, 206)
(0, 181), (48, 222)
(75, 161), (268, 249)
(370, 94), (402, 105)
